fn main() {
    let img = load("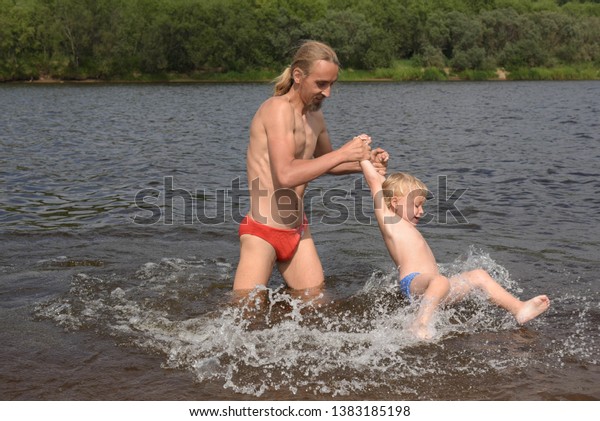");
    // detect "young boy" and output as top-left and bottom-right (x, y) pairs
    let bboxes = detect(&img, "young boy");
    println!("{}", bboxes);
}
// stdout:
(360, 156), (550, 340)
